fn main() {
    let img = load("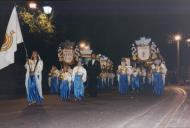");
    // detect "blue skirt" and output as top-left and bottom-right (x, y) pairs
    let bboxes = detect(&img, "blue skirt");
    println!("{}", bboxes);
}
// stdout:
(131, 76), (140, 91)
(60, 80), (70, 100)
(152, 72), (164, 96)
(118, 74), (128, 95)
(74, 75), (84, 100)
(27, 75), (43, 104)
(50, 76), (59, 94)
